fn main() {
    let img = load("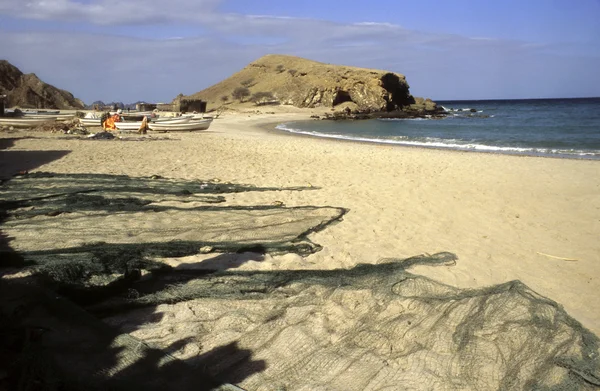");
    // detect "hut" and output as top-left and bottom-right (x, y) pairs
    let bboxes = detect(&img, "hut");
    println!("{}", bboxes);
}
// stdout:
(176, 99), (207, 113)
(136, 103), (157, 112)
(156, 103), (175, 112)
